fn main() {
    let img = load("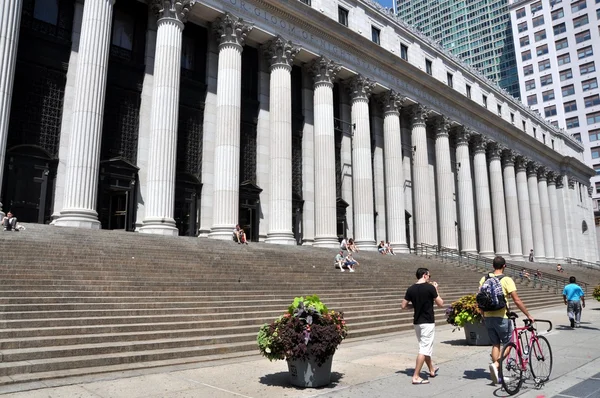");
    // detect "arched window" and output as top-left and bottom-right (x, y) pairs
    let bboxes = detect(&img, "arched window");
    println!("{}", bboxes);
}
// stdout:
(582, 220), (588, 234)
(33, 0), (59, 25)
